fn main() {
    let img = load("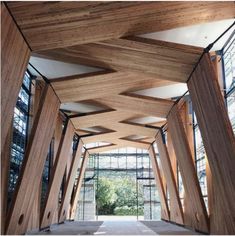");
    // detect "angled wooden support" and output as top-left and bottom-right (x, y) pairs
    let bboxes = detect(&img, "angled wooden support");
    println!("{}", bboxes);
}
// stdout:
(97, 93), (174, 118)
(51, 70), (172, 103)
(70, 151), (89, 220)
(188, 53), (235, 234)
(71, 110), (135, 130)
(155, 131), (184, 225)
(168, 105), (209, 233)
(149, 145), (170, 221)
(40, 120), (75, 229)
(5, 85), (60, 235)
(1, 4), (31, 233)
(88, 144), (119, 154)
(58, 139), (84, 223)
